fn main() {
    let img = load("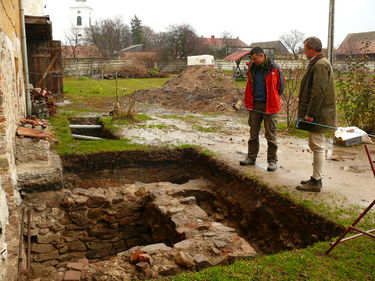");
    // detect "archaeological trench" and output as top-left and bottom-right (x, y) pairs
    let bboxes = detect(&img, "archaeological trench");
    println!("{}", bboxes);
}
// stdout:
(12, 129), (345, 280)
